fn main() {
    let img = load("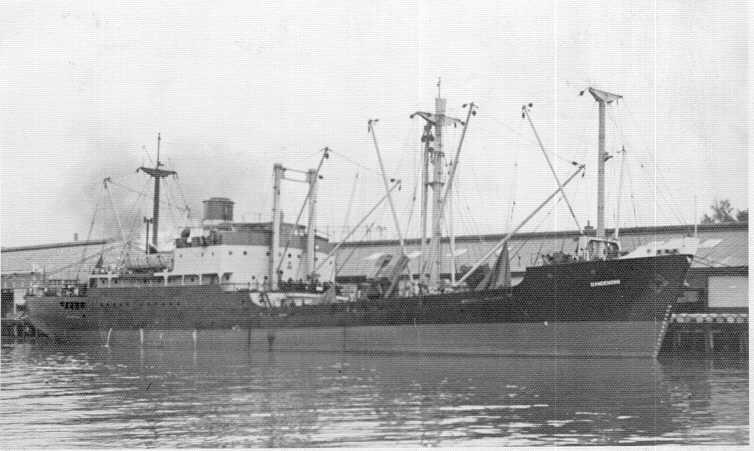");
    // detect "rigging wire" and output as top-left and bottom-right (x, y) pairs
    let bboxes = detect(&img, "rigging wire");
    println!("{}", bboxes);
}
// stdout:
(49, 243), (123, 278)
(76, 194), (102, 278)
(404, 126), (423, 240)
(475, 121), (581, 168)
(625, 158), (639, 228)
(604, 106), (686, 227)
(172, 174), (192, 221)
(508, 195), (564, 267)
(506, 160), (519, 232)
(624, 152), (687, 225)
(341, 171), (360, 241)
(163, 180), (181, 237)
(119, 178), (151, 241)
(107, 179), (189, 215)
(335, 222), (376, 276)
(327, 148), (381, 176)
(142, 144), (155, 167)
(619, 100), (692, 225)
(117, 178), (151, 263)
